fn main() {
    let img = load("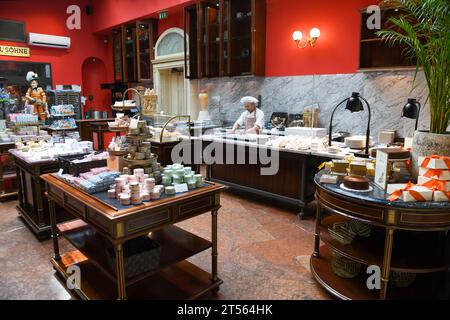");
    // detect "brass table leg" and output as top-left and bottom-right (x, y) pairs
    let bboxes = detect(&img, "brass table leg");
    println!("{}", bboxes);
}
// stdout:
(49, 200), (60, 260)
(313, 202), (322, 257)
(380, 228), (395, 300)
(114, 243), (127, 300)
(211, 209), (219, 282)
